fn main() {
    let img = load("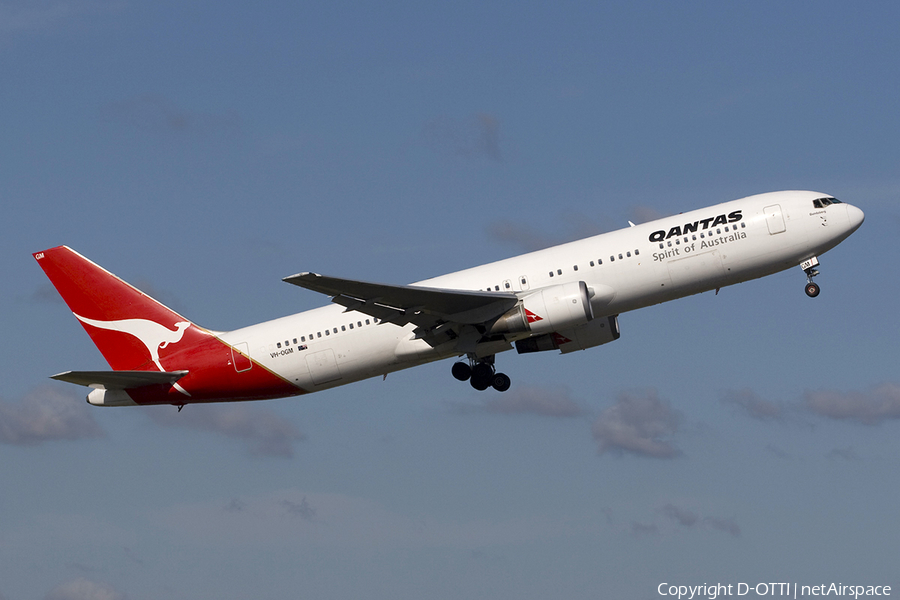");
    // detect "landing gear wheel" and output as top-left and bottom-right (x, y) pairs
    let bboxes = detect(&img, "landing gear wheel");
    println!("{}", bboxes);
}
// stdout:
(470, 361), (494, 391)
(451, 362), (472, 381)
(470, 374), (491, 391)
(801, 257), (821, 299)
(472, 362), (493, 380)
(491, 372), (511, 392)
